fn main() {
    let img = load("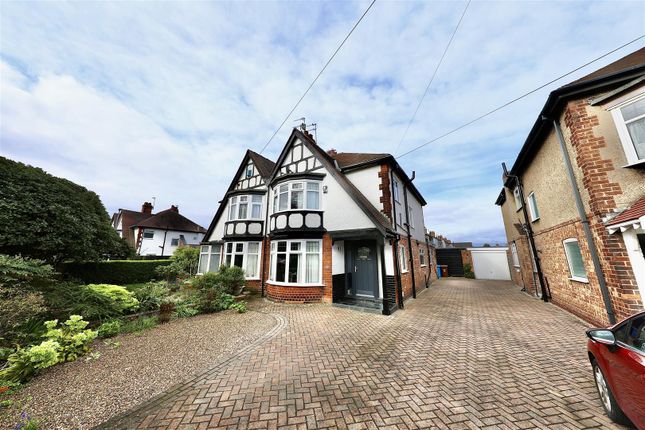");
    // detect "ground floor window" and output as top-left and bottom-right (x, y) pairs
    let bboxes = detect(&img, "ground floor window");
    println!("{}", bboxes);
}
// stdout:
(511, 242), (520, 267)
(198, 244), (222, 274)
(269, 239), (322, 284)
(563, 238), (587, 282)
(224, 242), (261, 279)
(399, 245), (408, 272)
